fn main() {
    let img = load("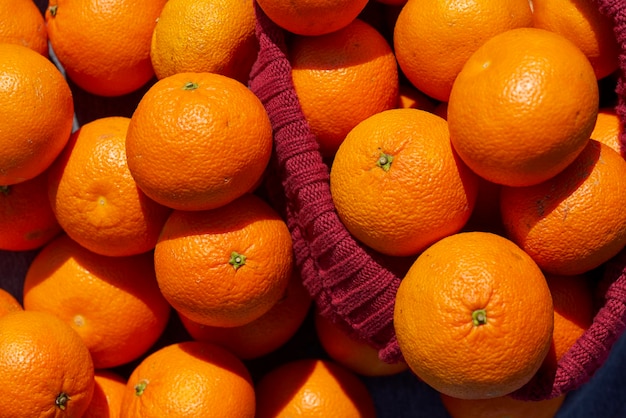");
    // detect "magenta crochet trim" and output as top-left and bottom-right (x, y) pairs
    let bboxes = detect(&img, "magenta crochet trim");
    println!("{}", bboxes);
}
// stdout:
(248, 0), (626, 401)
